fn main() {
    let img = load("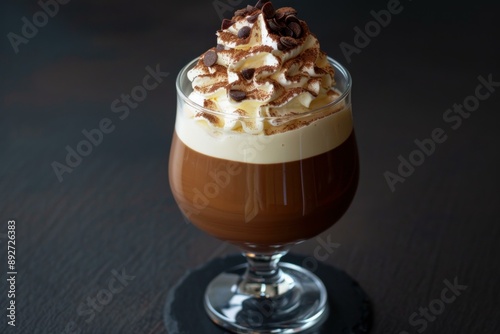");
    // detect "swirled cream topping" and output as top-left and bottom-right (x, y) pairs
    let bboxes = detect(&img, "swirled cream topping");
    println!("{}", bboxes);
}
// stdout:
(186, 0), (339, 135)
